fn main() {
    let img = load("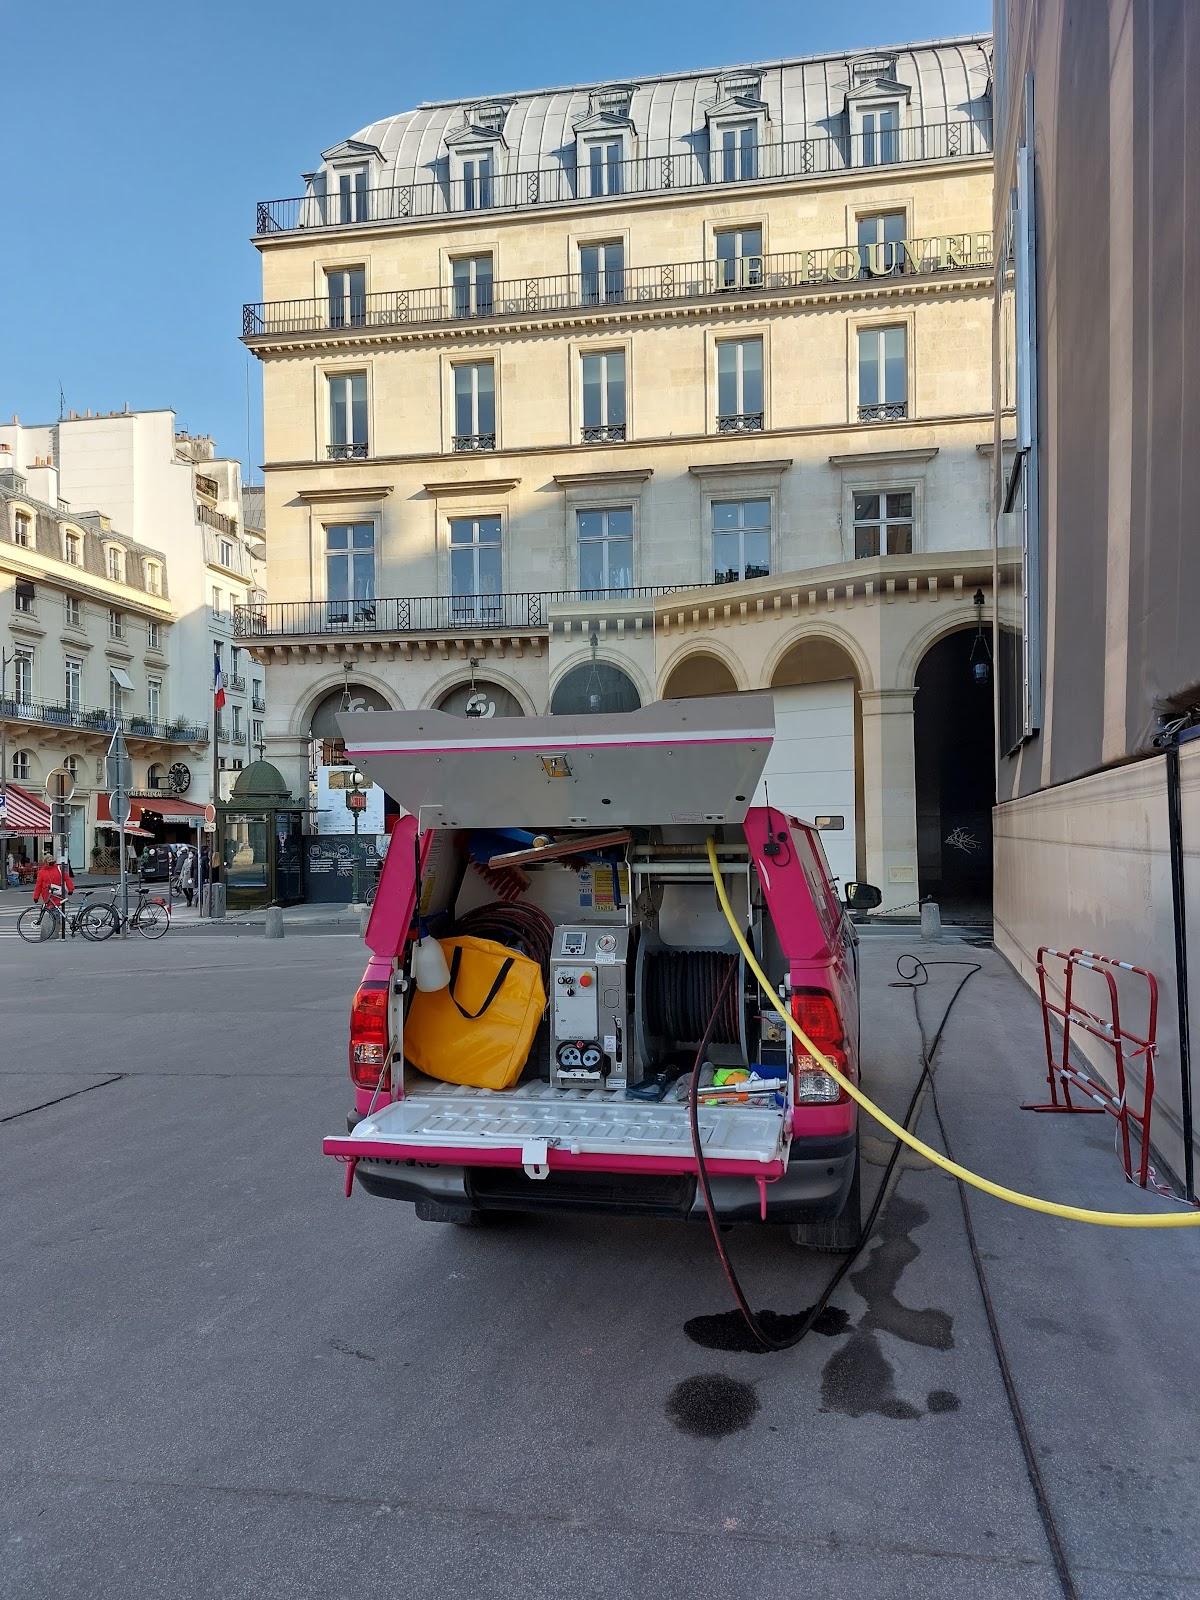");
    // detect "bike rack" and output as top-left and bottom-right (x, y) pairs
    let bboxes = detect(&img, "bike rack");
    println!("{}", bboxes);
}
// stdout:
(1025, 946), (1159, 1186)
